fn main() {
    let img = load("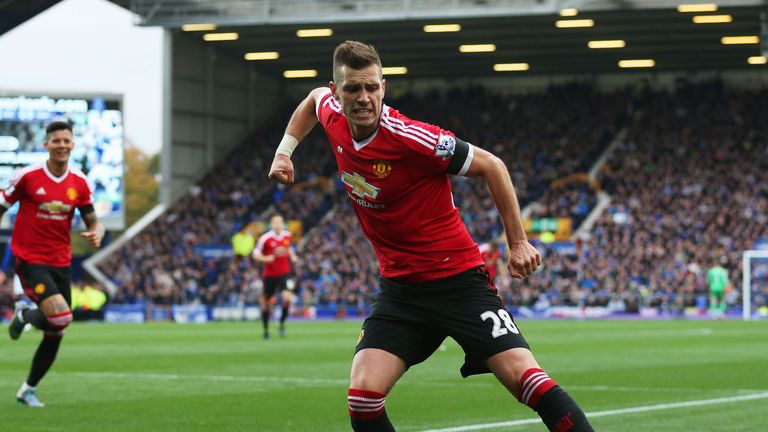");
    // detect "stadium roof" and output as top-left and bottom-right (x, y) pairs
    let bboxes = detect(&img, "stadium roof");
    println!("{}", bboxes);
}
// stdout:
(120, 1), (768, 78)
(0, 0), (61, 36)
